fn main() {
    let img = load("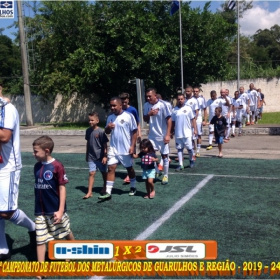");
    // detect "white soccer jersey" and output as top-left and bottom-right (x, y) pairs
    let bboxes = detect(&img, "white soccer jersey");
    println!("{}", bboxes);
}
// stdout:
(206, 98), (226, 122)
(171, 105), (194, 138)
(220, 96), (232, 116)
(0, 103), (22, 172)
(247, 90), (258, 107)
(143, 99), (171, 141)
(239, 92), (250, 106)
(106, 111), (137, 155)
(185, 97), (199, 115)
(195, 96), (206, 122)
